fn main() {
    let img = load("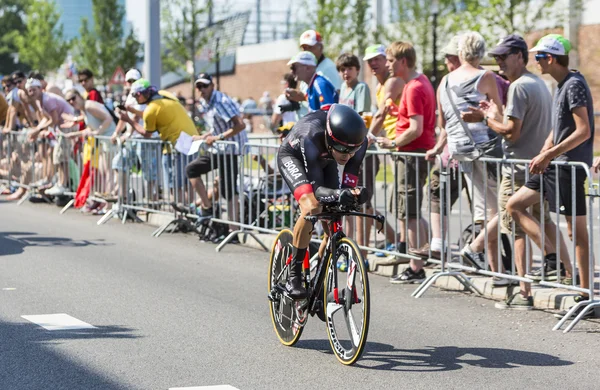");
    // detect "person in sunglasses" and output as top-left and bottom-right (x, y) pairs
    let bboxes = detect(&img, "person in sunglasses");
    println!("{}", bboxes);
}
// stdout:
(77, 69), (104, 104)
(506, 34), (595, 319)
(276, 104), (369, 299)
